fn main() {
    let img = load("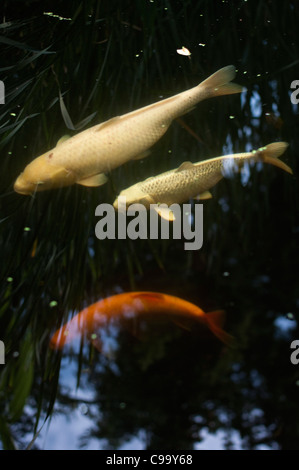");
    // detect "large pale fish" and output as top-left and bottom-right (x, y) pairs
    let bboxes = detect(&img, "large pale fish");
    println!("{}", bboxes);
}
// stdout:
(50, 291), (233, 350)
(14, 65), (243, 195)
(113, 142), (292, 220)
